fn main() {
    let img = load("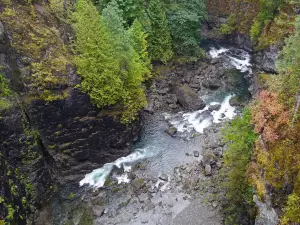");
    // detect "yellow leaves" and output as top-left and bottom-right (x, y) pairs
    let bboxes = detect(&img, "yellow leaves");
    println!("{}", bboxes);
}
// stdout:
(247, 162), (267, 200)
